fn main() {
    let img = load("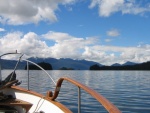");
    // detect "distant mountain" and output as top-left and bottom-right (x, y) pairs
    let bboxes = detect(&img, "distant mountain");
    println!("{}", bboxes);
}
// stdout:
(111, 63), (121, 66)
(2, 57), (149, 70)
(0, 59), (26, 69)
(111, 61), (138, 67)
(90, 61), (150, 70)
(25, 62), (53, 70)
(28, 58), (103, 70)
(1, 57), (102, 70)
(122, 61), (138, 66)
